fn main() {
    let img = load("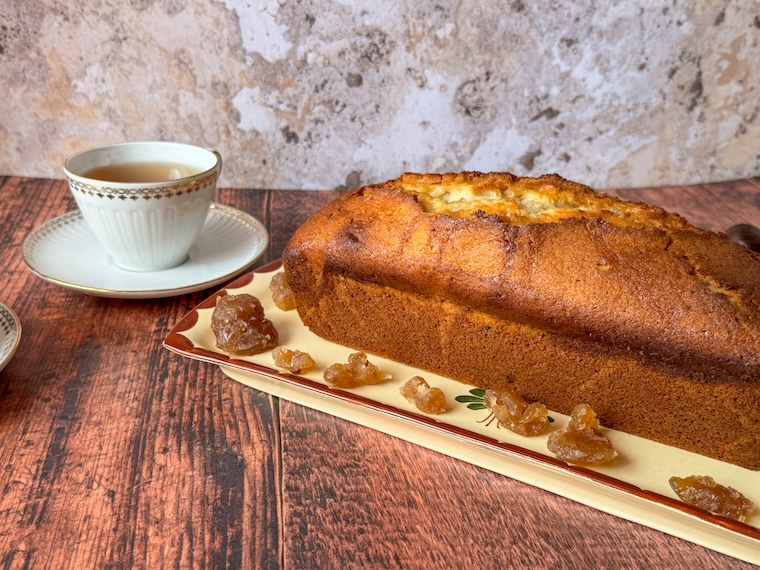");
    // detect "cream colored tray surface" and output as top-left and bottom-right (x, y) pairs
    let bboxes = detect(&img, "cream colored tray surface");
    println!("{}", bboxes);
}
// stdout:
(164, 262), (760, 565)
